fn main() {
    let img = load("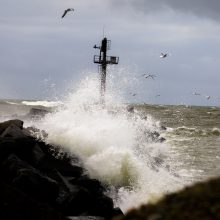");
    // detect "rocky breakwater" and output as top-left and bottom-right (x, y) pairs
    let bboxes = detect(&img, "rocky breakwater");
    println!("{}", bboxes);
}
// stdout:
(0, 119), (123, 220)
(115, 176), (220, 220)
